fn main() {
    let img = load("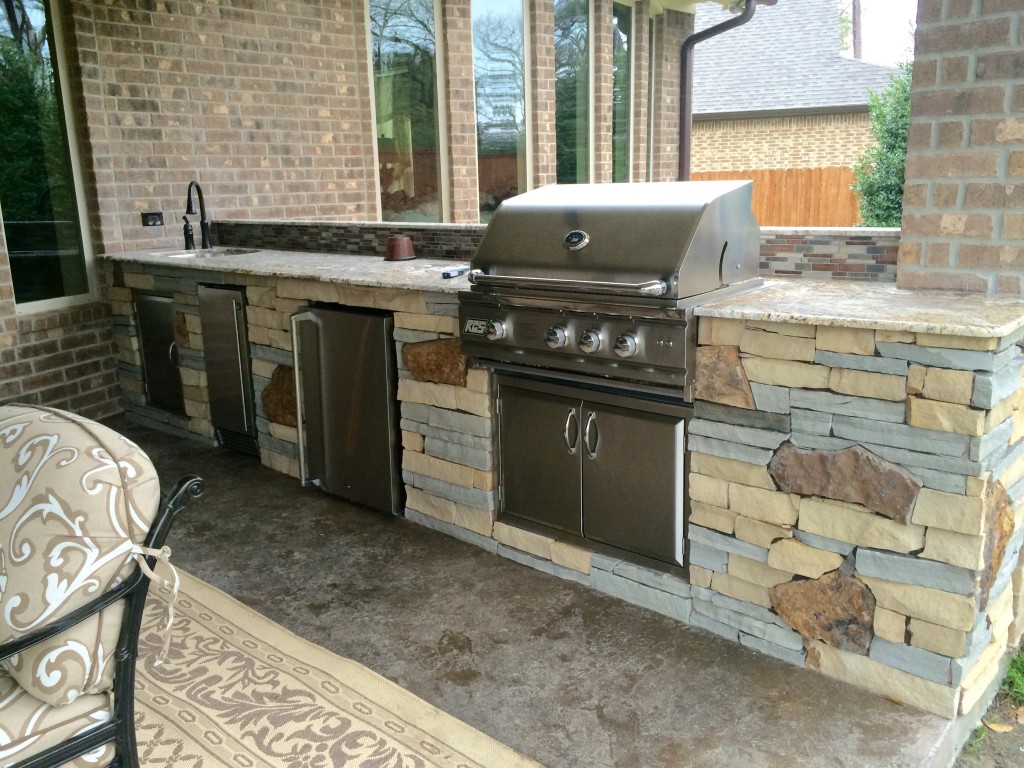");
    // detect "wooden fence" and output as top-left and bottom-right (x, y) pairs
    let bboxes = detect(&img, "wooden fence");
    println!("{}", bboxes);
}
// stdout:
(691, 167), (860, 227)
